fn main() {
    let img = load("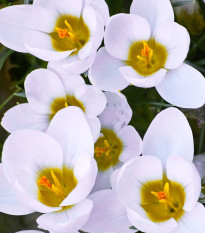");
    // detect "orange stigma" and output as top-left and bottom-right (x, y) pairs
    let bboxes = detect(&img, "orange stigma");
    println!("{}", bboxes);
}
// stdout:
(38, 176), (52, 189)
(151, 182), (169, 201)
(56, 28), (70, 39)
(137, 41), (153, 66)
(94, 140), (112, 157)
(55, 20), (76, 43)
